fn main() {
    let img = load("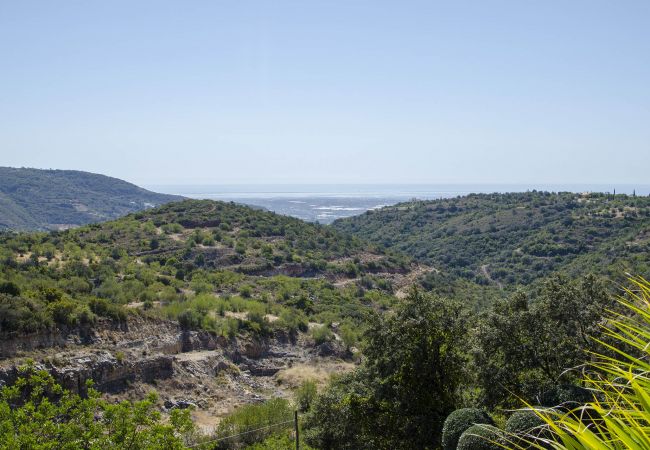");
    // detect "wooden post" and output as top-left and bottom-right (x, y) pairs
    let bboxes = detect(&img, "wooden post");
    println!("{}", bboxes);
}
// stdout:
(294, 410), (299, 450)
